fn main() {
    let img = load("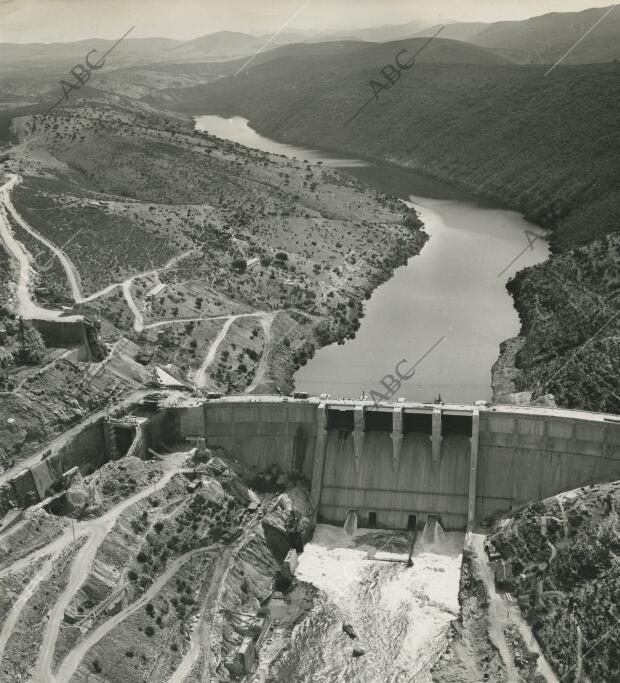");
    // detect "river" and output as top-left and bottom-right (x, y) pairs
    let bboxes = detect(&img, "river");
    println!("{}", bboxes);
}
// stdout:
(194, 114), (546, 680)
(195, 114), (549, 404)
(269, 525), (464, 683)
